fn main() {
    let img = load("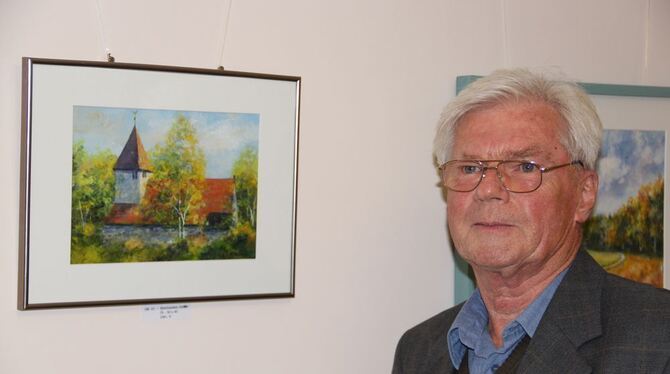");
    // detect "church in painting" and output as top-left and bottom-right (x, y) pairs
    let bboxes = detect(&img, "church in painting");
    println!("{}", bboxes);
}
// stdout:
(112, 125), (153, 205)
(104, 124), (237, 230)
